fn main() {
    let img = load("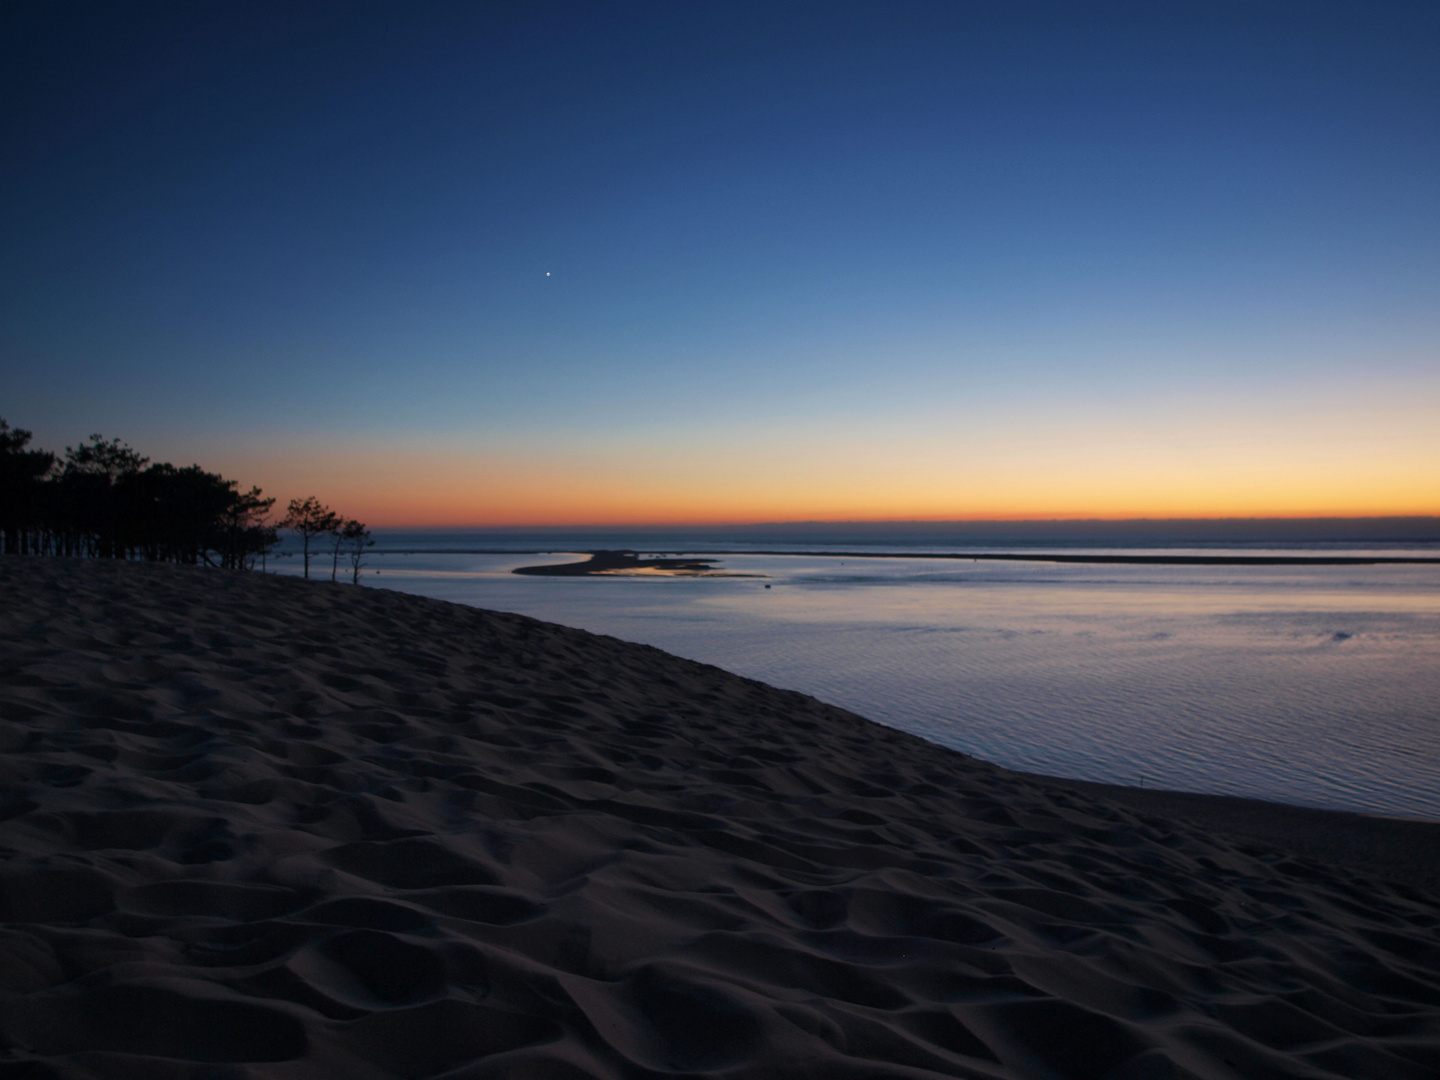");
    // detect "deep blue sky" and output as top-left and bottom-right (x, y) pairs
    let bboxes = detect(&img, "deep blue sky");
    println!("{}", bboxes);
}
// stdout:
(3, 1), (1438, 523)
